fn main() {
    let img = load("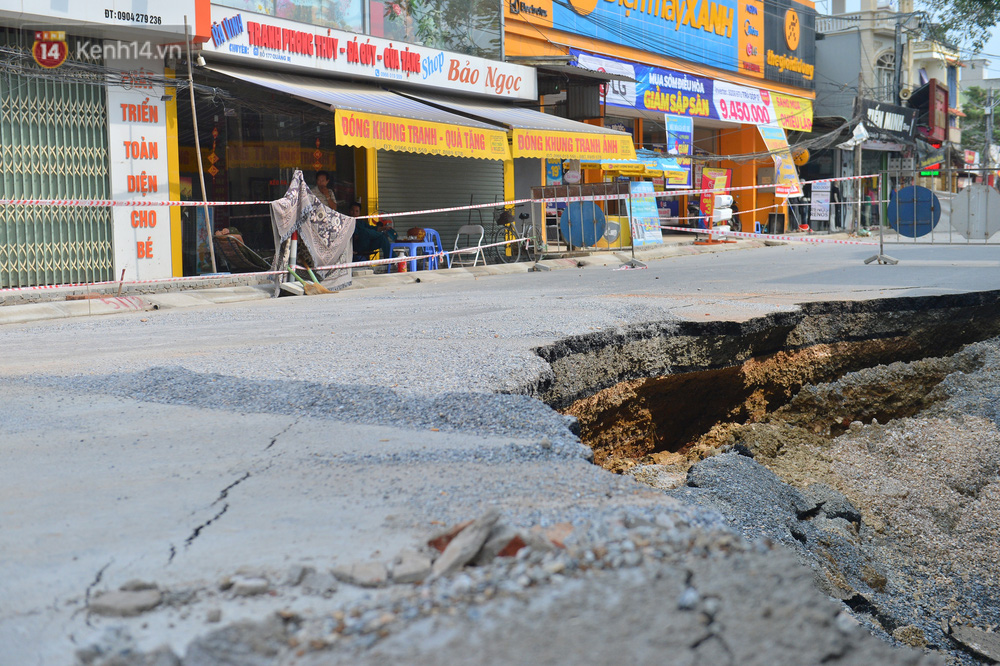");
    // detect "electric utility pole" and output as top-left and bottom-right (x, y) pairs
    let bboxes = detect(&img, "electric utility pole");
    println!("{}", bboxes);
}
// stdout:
(986, 88), (995, 177)
(893, 20), (902, 105)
